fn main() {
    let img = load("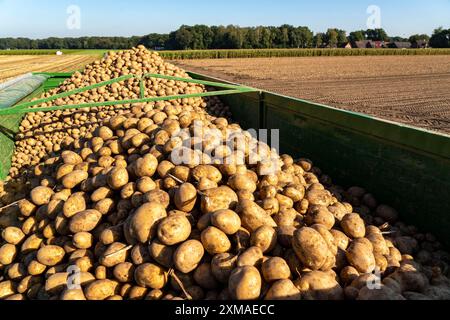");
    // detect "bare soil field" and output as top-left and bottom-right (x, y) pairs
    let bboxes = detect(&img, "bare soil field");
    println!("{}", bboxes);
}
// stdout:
(0, 55), (98, 83)
(174, 56), (450, 134)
